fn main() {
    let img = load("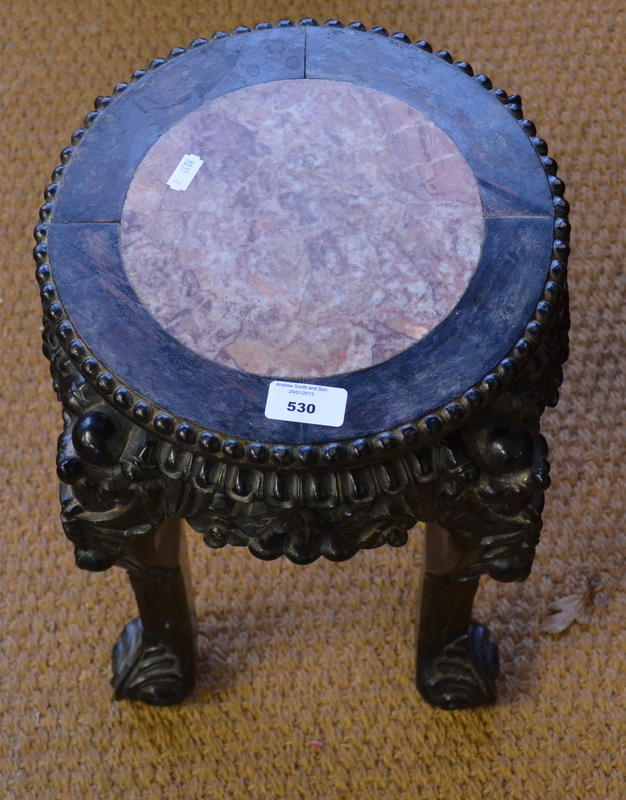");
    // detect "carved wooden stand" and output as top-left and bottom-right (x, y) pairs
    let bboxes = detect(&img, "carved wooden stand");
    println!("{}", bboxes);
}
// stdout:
(40, 289), (567, 708)
(34, 19), (569, 709)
